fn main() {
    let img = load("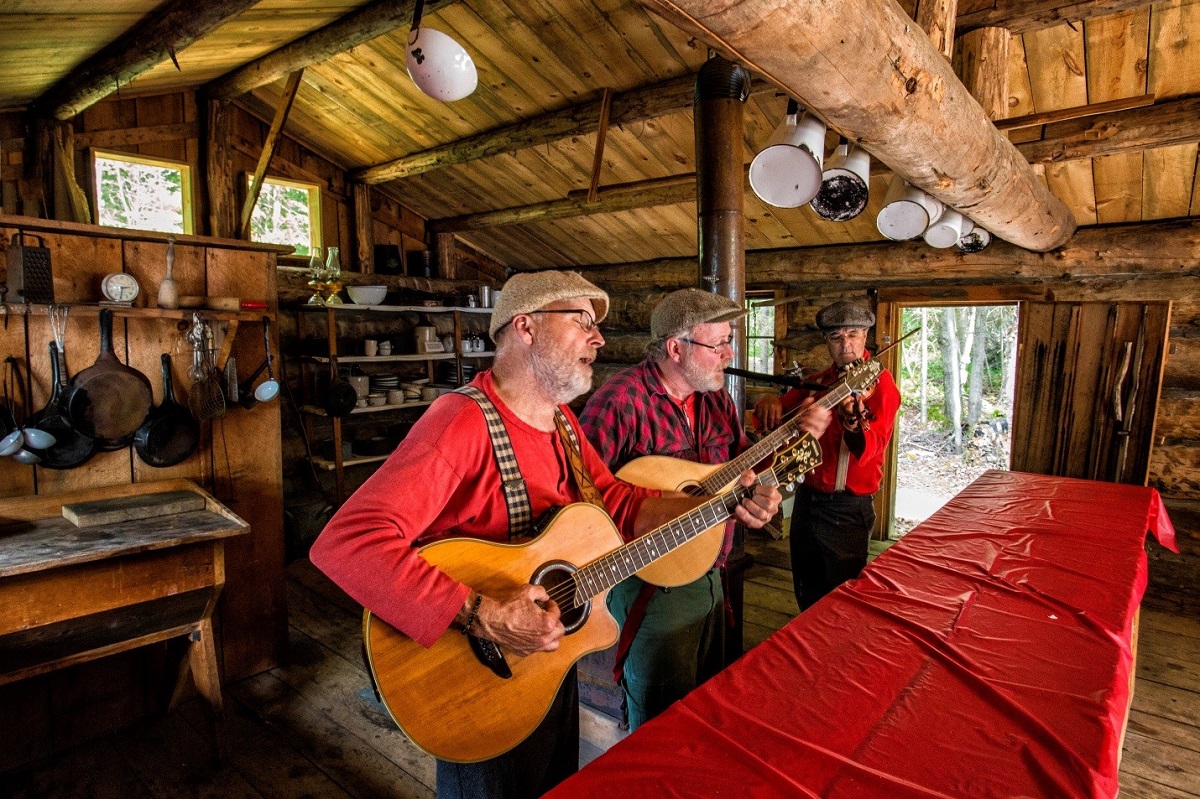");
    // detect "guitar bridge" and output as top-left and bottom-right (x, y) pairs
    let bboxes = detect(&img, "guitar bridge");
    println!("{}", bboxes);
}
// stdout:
(468, 634), (512, 679)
